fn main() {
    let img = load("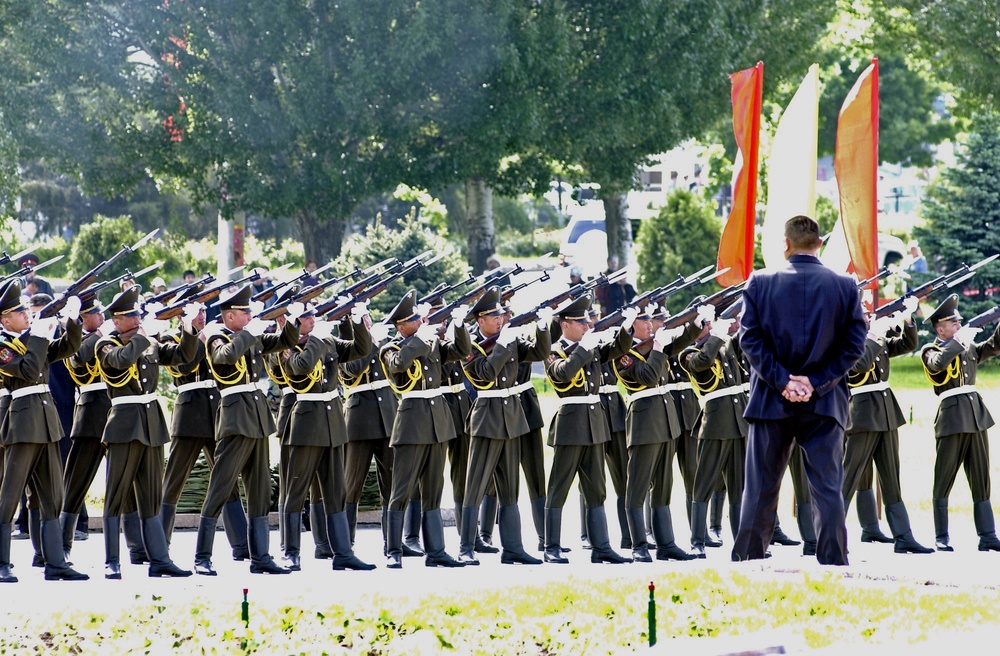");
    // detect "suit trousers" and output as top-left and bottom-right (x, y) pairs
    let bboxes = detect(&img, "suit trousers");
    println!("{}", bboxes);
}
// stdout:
(201, 434), (272, 519)
(933, 431), (991, 501)
(104, 441), (165, 519)
(842, 429), (903, 507)
(344, 438), (393, 505)
(283, 444), (347, 514)
(625, 440), (673, 508)
(62, 435), (105, 515)
(734, 414), (847, 565)
(518, 427), (546, 501)
(464, 435), (520, 508)
(387, 442), (446, 513)
(0, 443), (63, 522)
(547, 444), (607, 509)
